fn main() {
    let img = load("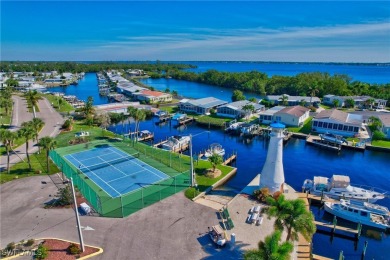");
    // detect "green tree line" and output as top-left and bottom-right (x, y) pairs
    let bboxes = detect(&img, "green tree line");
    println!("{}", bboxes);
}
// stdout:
(0, 61), (195, 74)
(170, 69), (390, 103)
